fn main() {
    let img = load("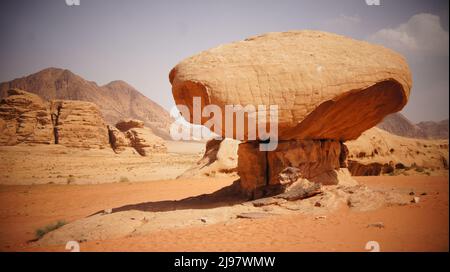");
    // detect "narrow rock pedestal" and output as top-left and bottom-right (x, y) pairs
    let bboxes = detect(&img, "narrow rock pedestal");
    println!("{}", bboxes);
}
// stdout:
(237, 139), (354, 198)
